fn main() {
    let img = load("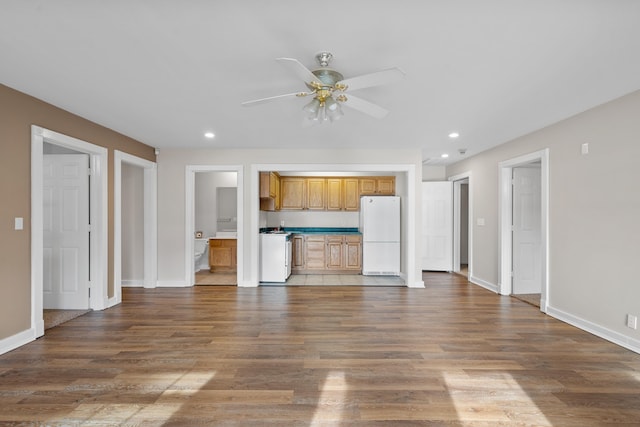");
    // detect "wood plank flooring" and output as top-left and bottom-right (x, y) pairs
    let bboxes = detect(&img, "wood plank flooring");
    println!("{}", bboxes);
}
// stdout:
(1, 272), (639, 426)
